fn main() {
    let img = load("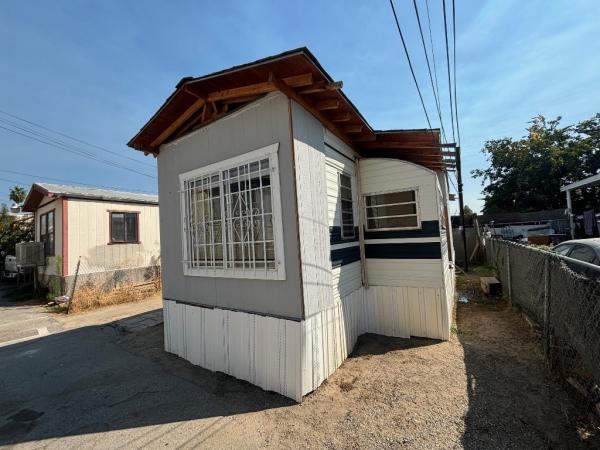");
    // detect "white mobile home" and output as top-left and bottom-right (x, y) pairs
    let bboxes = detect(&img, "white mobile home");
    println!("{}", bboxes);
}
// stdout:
(128, 48), (455, 401)
(22, 183), (160, 295)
